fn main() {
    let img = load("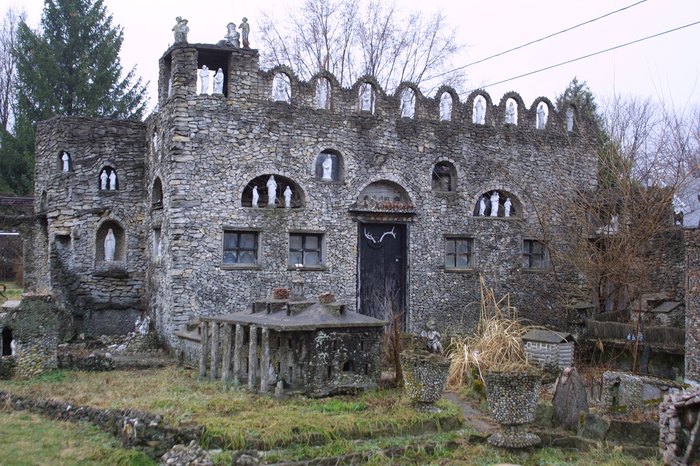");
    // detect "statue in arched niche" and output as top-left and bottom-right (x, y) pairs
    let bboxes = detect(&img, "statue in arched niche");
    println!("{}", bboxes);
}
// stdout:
(100, 170), (109, 190)
(316, 78), (330, 110)
(284, 186), (292, 208)
(109, 170), (117, 190)
(104, 228), (116, 262)
(490, 191), (500, 216)
(322, 155), (333, 180)
(62, 152), (70, 172)
(213, 68), (224, 94)
(439, 93), (452, 121)
(505, 100), (517, 125)
(199, 65), (210, 94)
(504, 198), (512, 217)
(252, 186), (259, 207)
(400, 88), (415, 118)
(479, 196), (486, 216)
(267, 176), (277, 206)
(359, 83), (373, 112)
(536, 103), (547, 129)
(474, 97), (486, 125)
